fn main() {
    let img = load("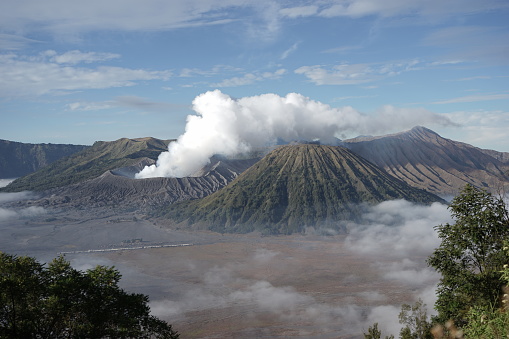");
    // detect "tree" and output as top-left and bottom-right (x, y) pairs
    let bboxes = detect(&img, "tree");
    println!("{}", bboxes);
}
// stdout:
(398, 299), (433, 339)
(363, 322), (394, 339)
(427, 184), (509, 326)
(461, 240), (509, 337)
(0, 252), (179, 338)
